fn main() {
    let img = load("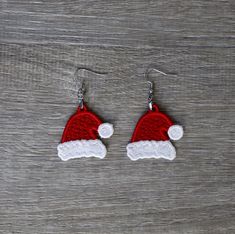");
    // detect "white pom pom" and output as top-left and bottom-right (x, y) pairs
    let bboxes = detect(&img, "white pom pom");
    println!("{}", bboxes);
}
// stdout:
(168, 125), (184, 141)
(98, 123), (114, 138)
